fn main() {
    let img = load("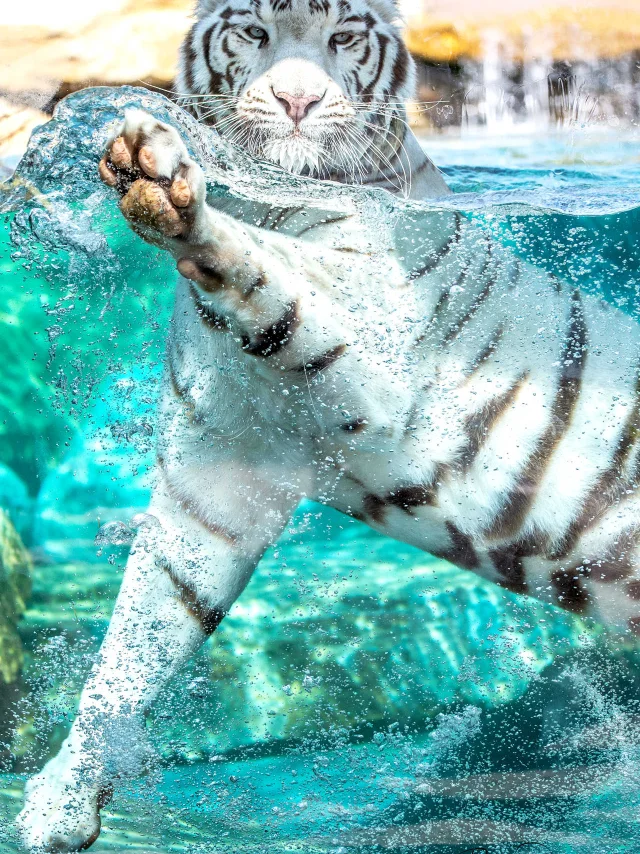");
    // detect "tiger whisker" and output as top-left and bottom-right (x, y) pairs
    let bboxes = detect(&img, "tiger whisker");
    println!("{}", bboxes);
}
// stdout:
(362, 120), (414, 198)
(341, 123), (405, 194)
(351, 122), (410, 196)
